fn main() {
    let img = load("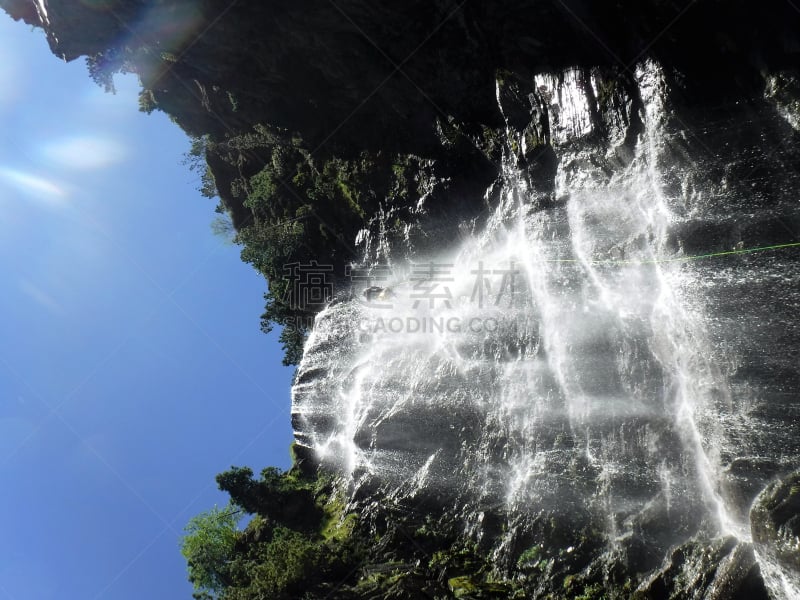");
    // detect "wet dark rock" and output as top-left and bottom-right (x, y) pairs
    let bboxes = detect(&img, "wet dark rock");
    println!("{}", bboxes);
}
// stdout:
(750, 471), (800, 580)
(634, 537), (768, 600)
(721, 458), (783, 524)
